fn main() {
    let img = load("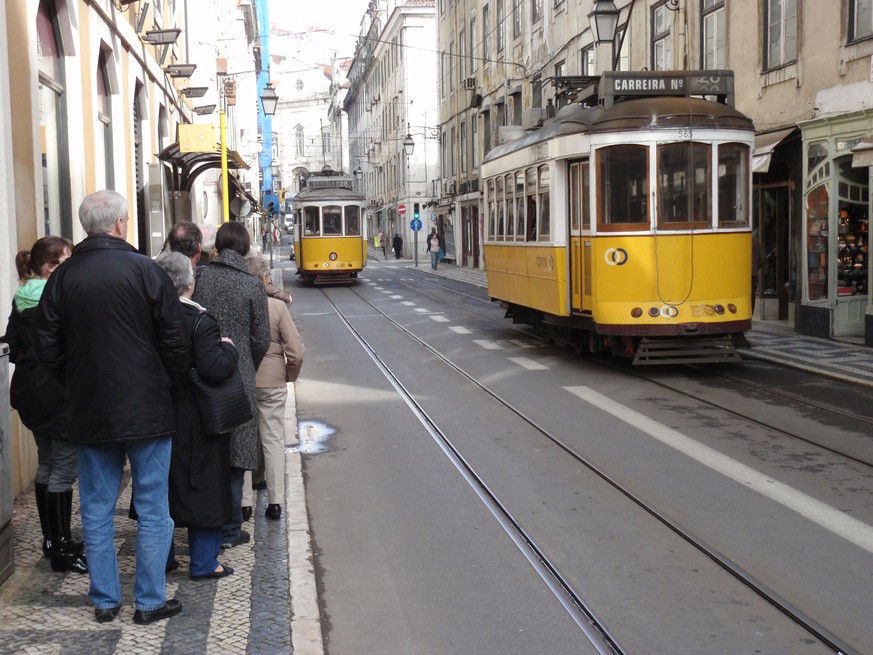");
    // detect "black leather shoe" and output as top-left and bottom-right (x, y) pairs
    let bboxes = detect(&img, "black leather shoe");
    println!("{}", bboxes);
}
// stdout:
(133, 599), (182, 625)
(241, 506), (252, 522)
(265, 504), (282, 520)
(94, 606), (120, 623)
